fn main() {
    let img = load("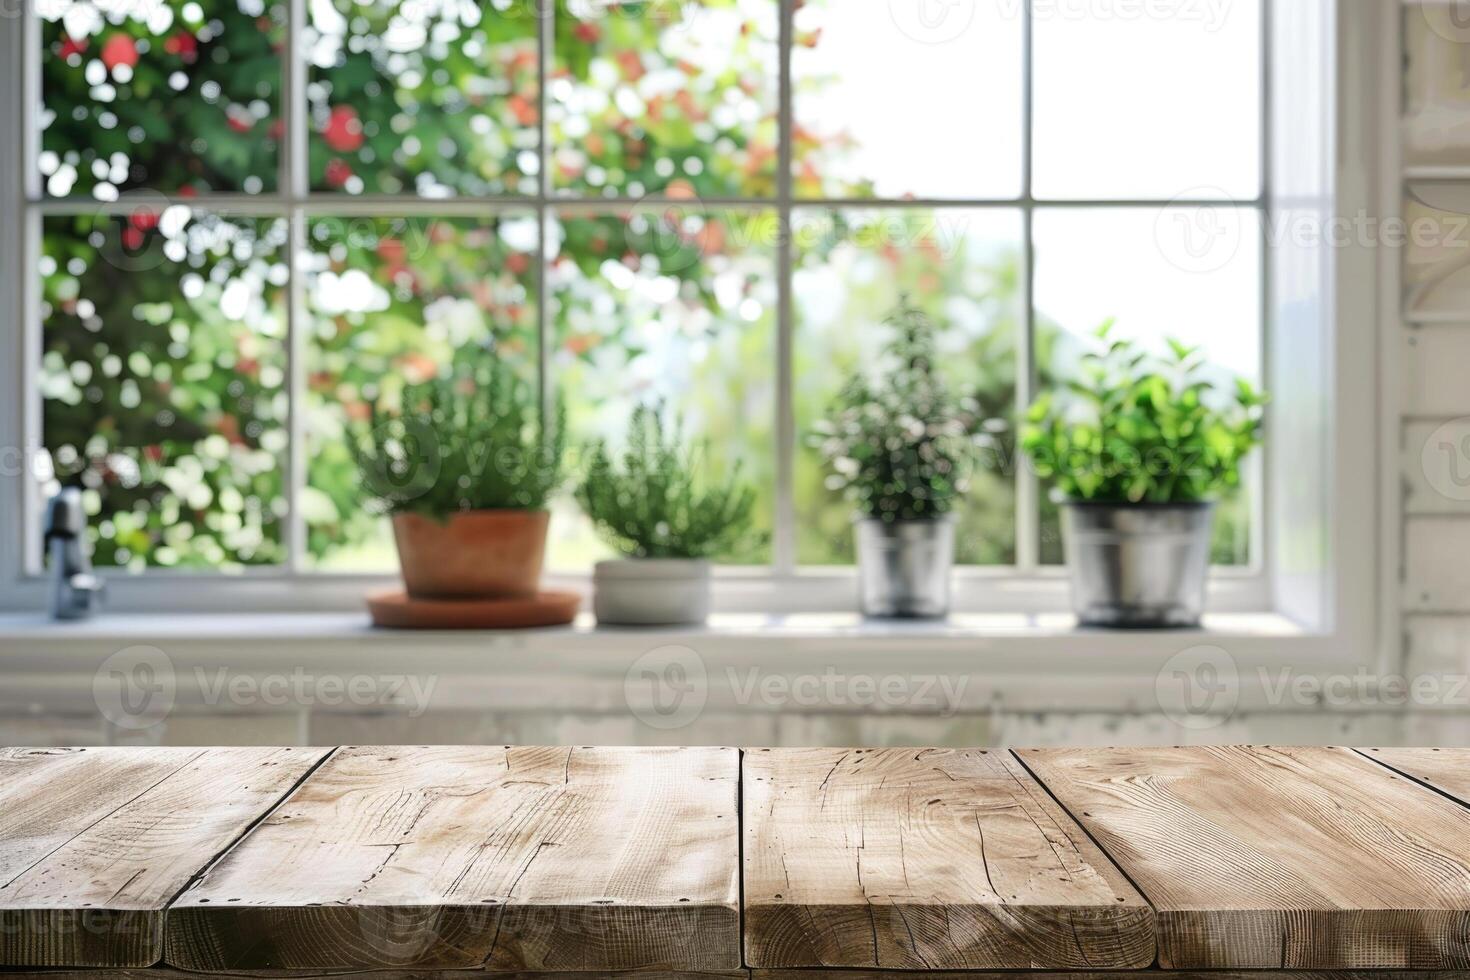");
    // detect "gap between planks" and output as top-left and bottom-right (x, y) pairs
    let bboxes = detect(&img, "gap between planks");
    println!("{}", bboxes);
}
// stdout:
(160, 745), (338, 915)
(1007, 745), (1163, 939)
